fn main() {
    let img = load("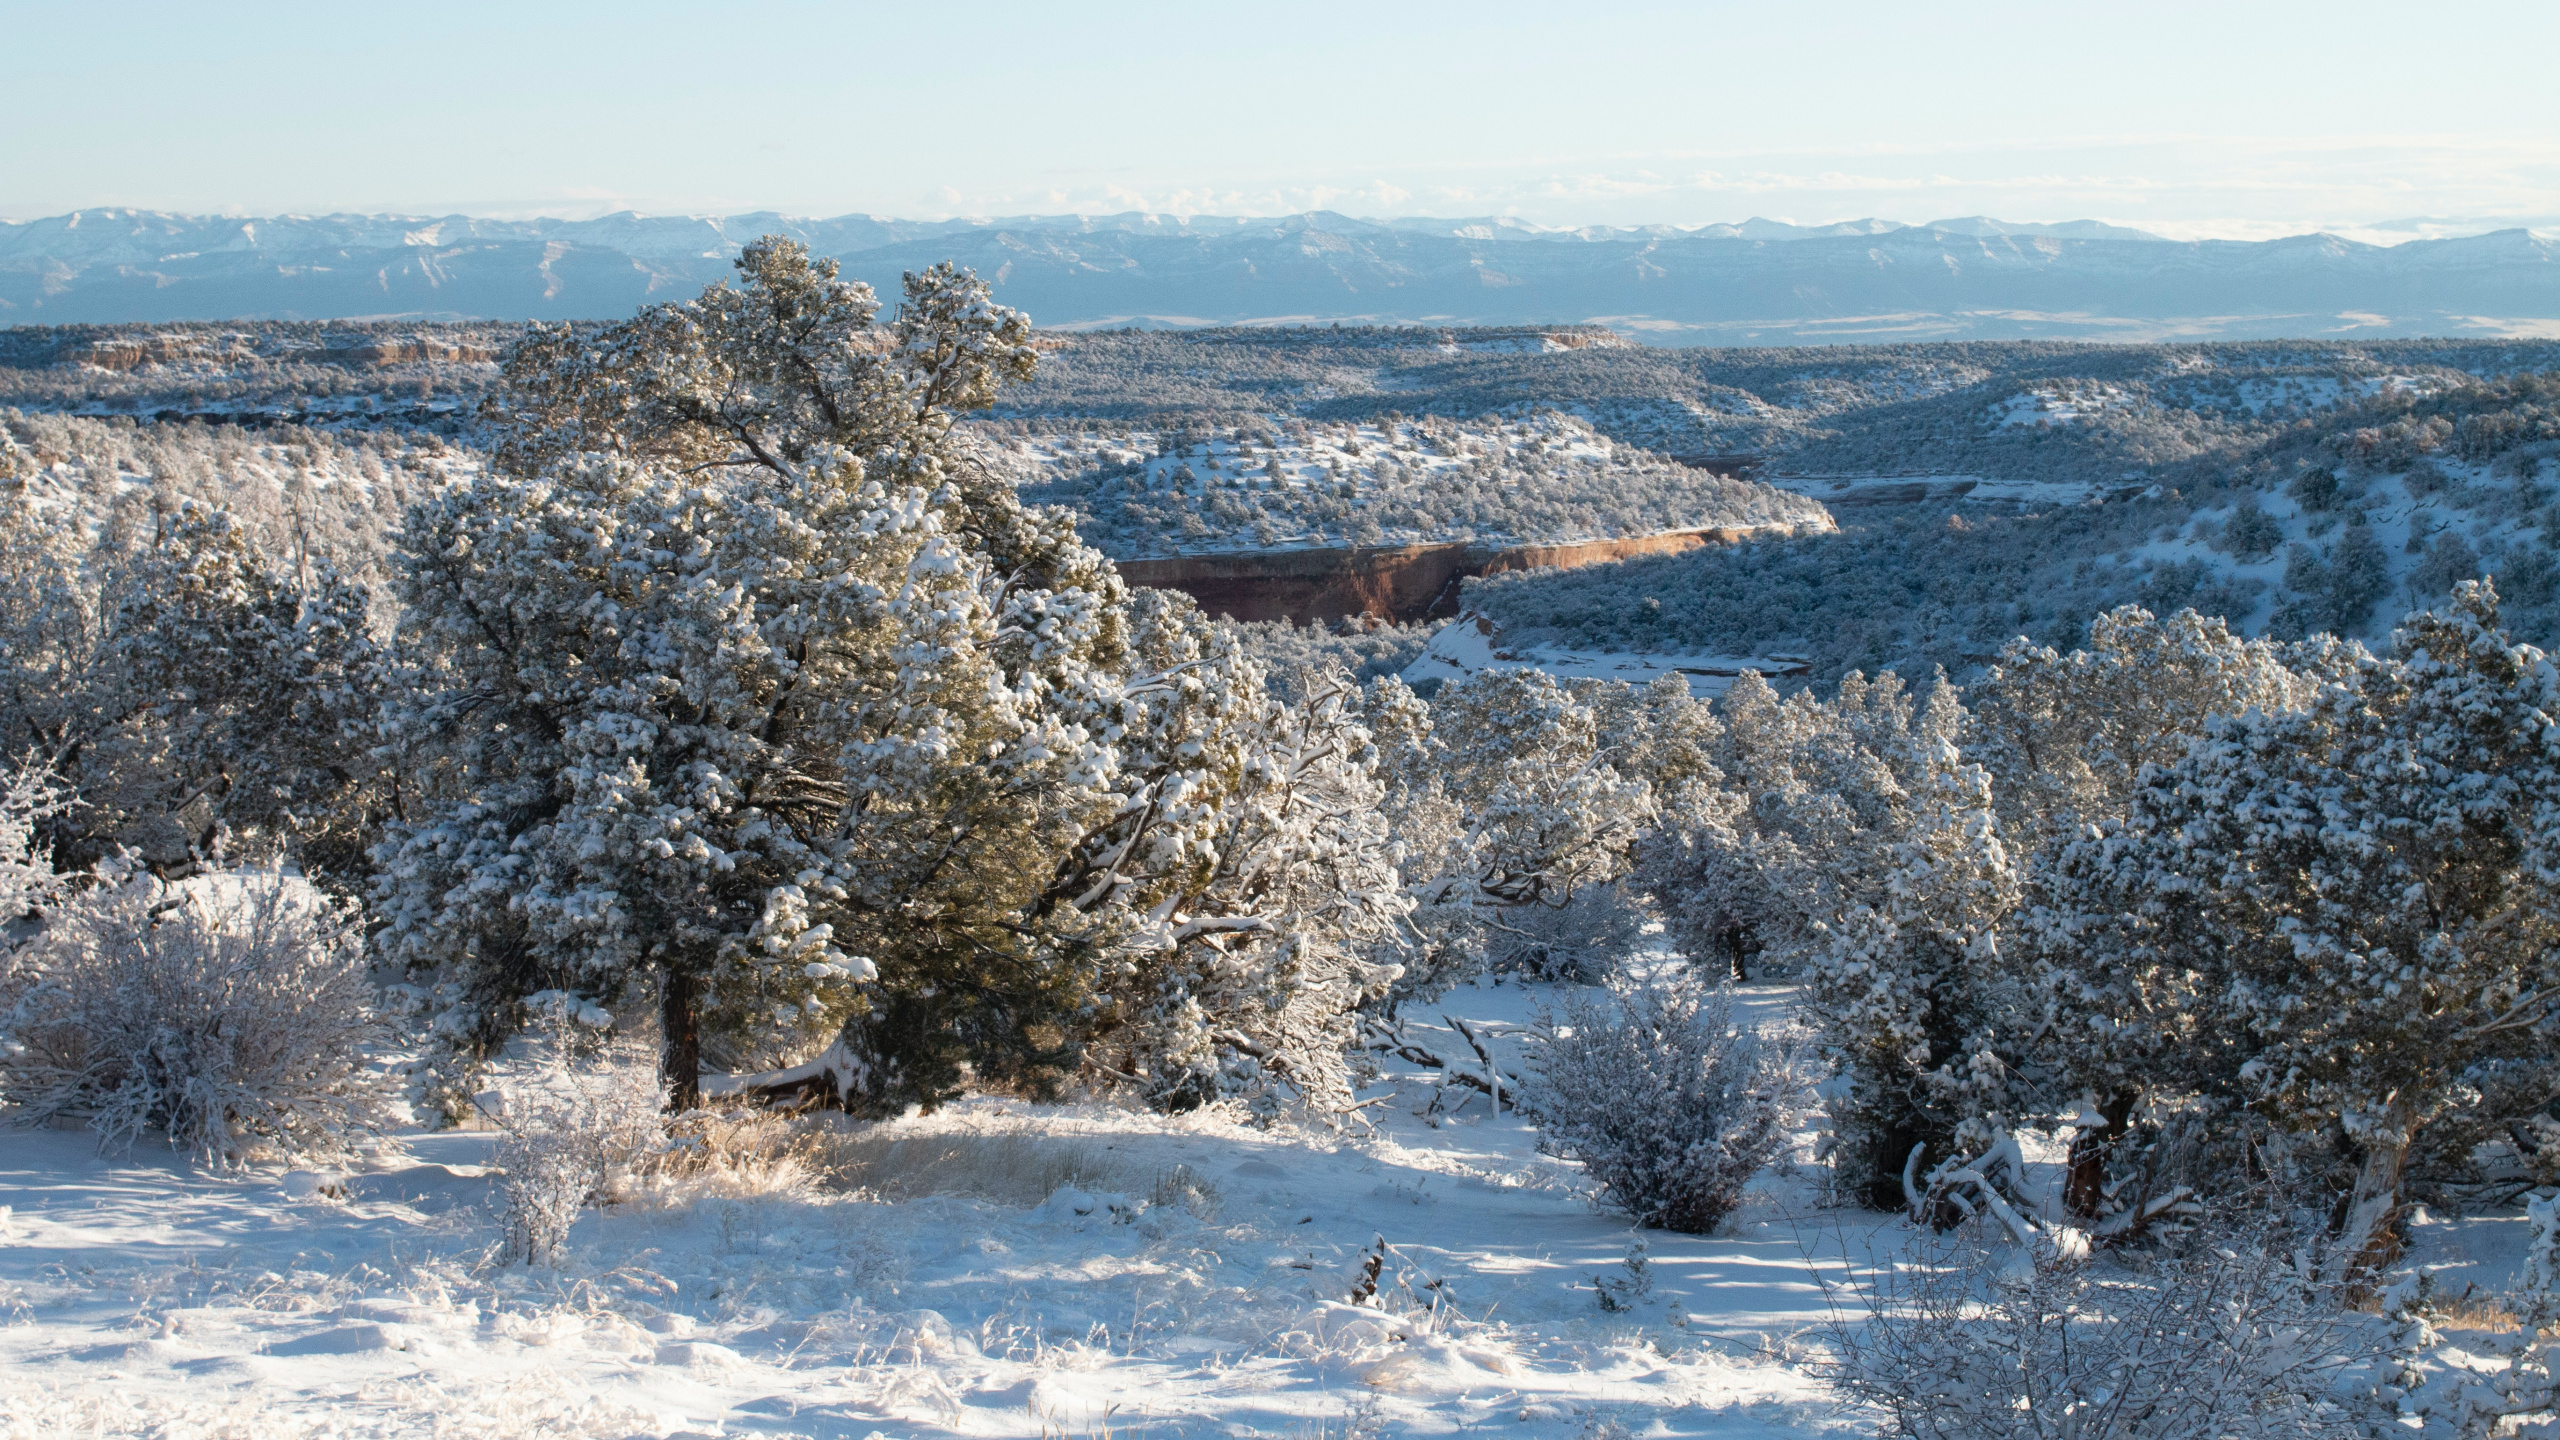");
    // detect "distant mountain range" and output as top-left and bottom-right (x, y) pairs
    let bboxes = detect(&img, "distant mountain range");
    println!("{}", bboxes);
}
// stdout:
(3, 209), (2552, 344)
